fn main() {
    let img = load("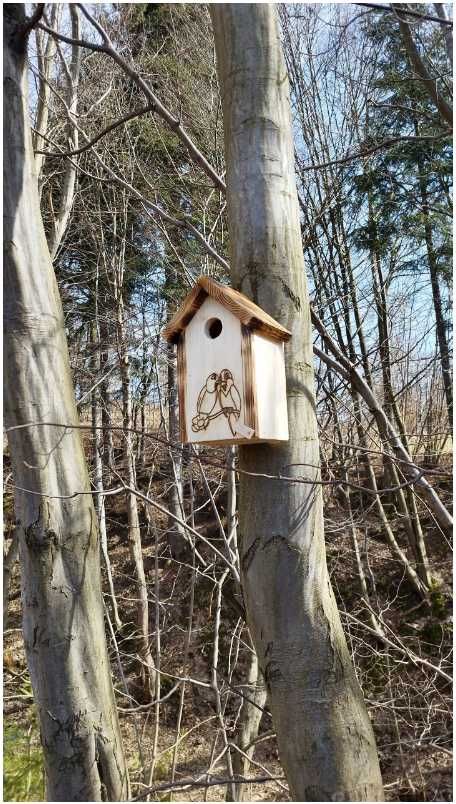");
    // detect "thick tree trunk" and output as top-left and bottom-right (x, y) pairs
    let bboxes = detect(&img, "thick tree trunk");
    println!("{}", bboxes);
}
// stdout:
(211, 5), (384, 800)
(3, 7), (129, 799)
